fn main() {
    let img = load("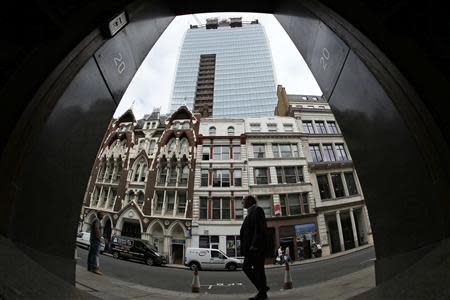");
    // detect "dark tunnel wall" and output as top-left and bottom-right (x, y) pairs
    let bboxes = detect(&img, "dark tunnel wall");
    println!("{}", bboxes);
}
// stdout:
(0, 0), (449, 295)
(274, 0), (450, 284)
(1, 0), (174, 282)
